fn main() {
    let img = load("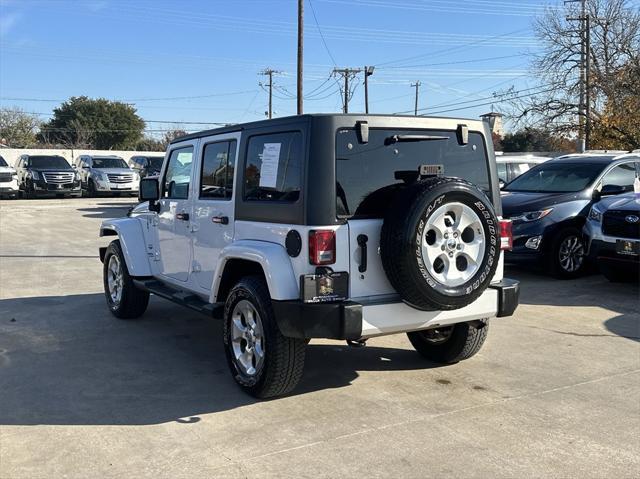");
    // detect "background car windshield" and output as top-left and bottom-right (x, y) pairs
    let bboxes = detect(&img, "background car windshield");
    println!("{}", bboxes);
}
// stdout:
(336, 128), (490, 218)
(148, 157), (164, 169)
(29, 156), (70, 168)
(92, 158), (128, 169)
(0, 157), (7, 167)
(504, 162), (606, 193)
